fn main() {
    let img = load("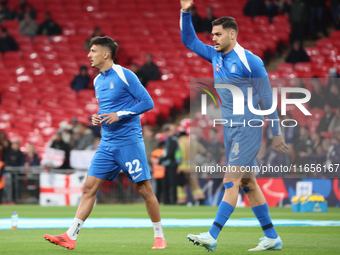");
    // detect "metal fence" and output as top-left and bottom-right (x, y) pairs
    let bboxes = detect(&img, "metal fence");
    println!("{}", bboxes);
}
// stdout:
(1, 166), (143, 204)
